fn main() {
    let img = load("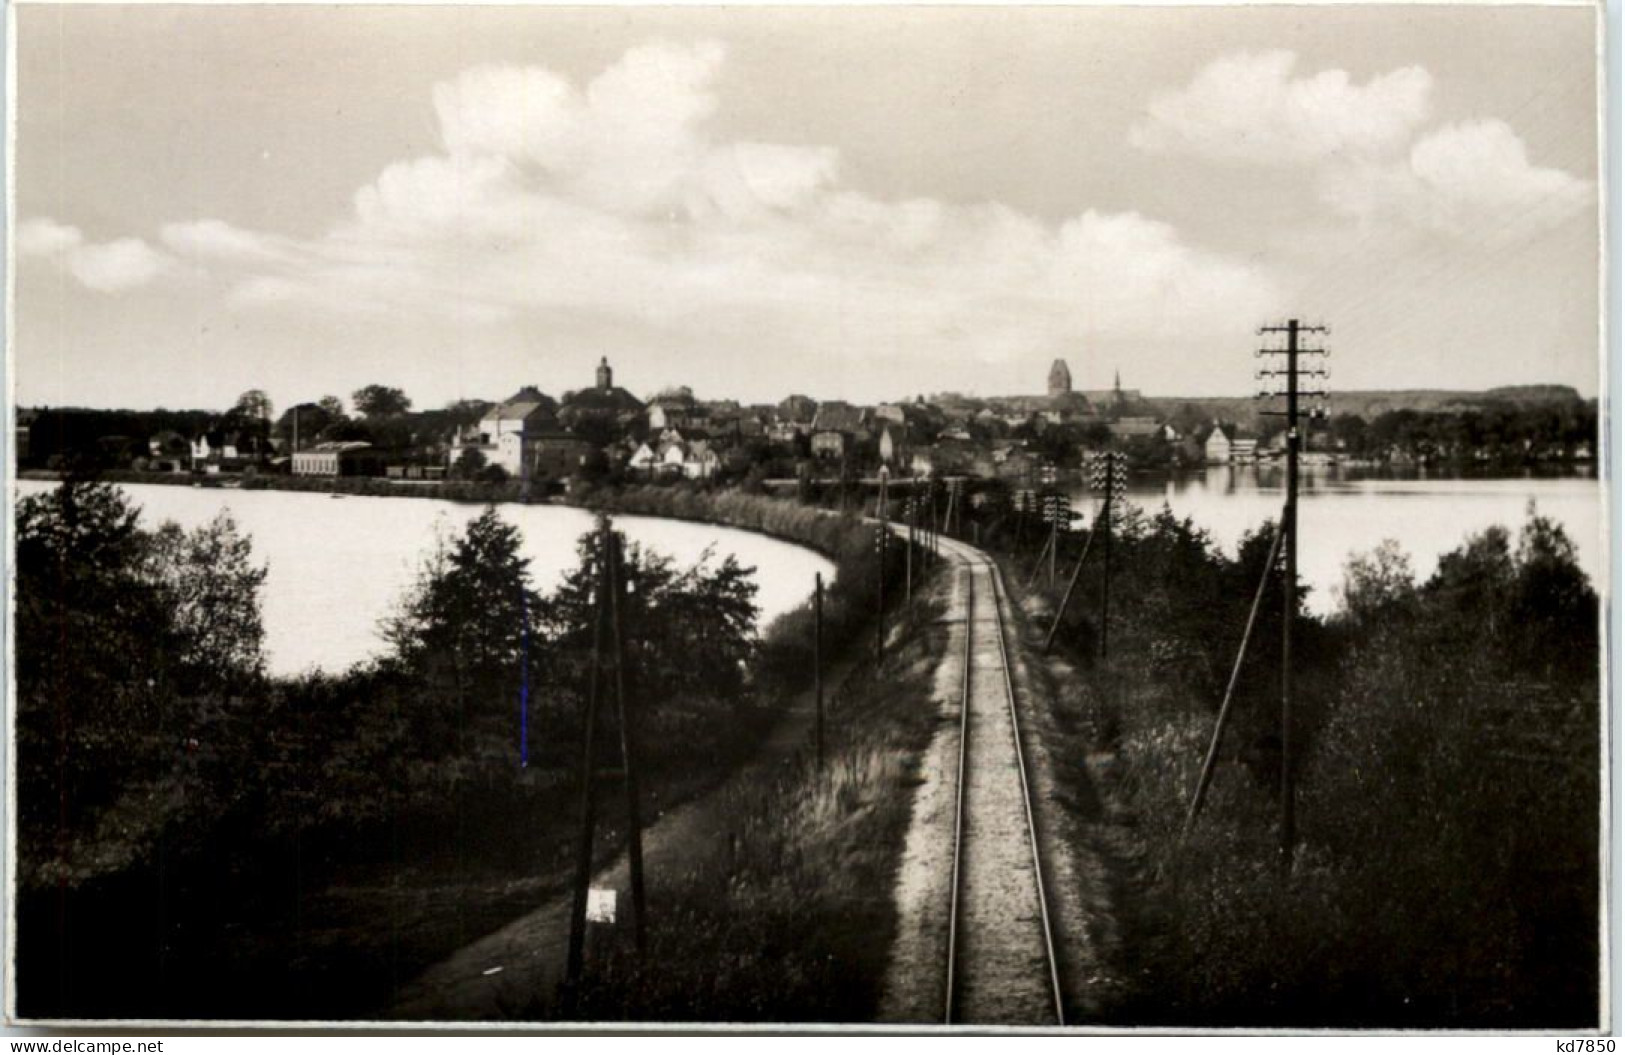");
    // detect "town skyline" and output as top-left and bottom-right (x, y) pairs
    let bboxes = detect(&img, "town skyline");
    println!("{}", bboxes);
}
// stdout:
(10, 355), (1595, 419)
(13, 6), (1601, 412)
